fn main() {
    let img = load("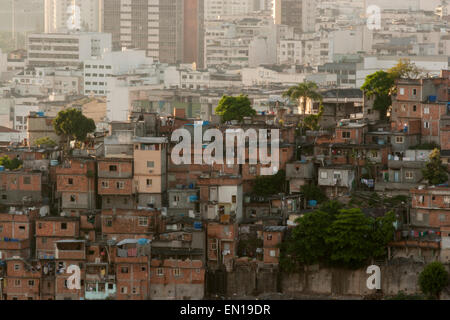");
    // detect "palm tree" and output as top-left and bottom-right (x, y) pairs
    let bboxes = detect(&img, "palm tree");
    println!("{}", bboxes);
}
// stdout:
(282, 81), (323, 116)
